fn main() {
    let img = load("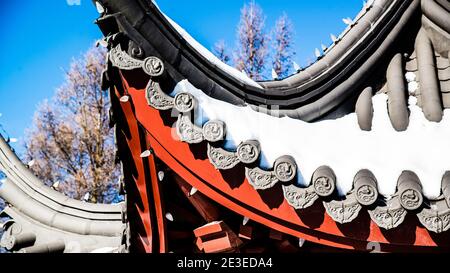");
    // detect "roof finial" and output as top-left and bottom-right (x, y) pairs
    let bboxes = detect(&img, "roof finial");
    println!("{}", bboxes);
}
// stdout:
(271, 69), (279, 80)
(293, 61), (301, 72)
